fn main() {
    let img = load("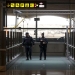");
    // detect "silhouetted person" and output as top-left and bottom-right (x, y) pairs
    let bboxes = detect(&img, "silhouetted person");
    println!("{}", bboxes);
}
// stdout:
(38, 33), (48, 60)
(22, 32), (34, 60)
